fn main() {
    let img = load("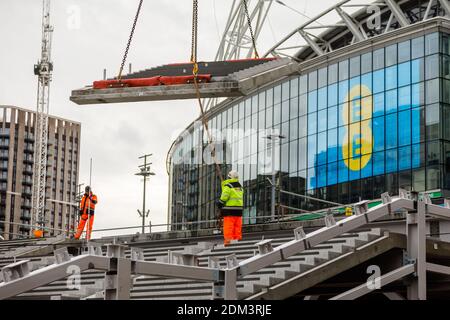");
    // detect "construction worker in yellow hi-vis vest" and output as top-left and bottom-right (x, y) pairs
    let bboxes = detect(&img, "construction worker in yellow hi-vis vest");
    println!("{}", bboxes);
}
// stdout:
(217, 171), (244, 246)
